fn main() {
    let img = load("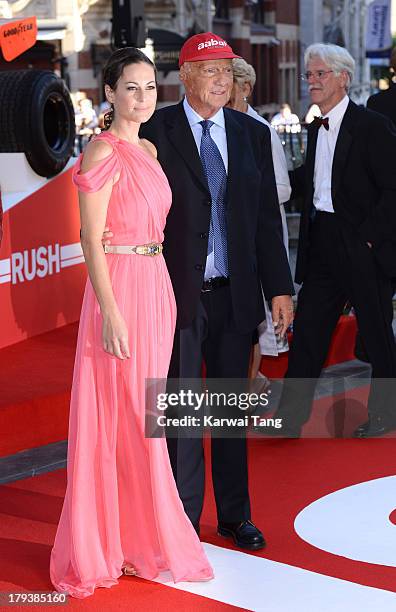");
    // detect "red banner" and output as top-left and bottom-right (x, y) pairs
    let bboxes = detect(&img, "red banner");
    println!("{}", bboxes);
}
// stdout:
(0, 166), (86, 349)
